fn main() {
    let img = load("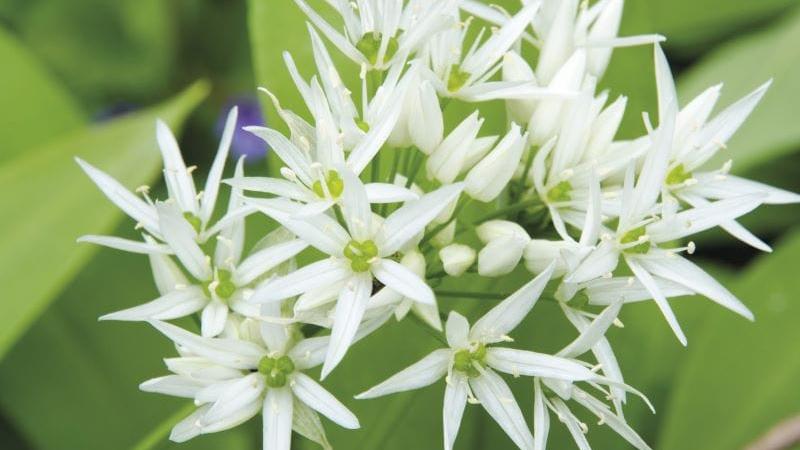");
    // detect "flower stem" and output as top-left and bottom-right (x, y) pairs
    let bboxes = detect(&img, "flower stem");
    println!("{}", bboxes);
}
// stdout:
(131, 402), (195, 450)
